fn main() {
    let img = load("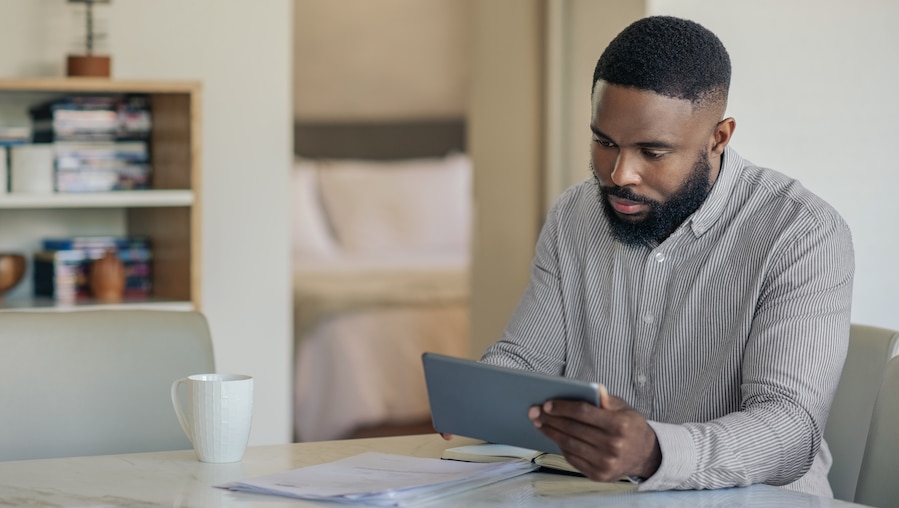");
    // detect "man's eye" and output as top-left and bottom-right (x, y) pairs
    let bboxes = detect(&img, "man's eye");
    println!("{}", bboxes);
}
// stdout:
(595, 138), (615, 148)
(642, 150), (666, 159)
